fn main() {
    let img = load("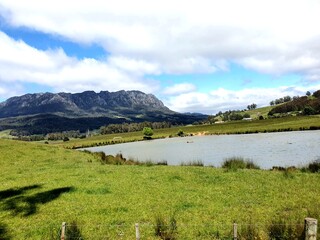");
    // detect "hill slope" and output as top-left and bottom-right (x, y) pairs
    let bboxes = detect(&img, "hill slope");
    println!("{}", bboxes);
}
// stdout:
(0, 90), (172, 118)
